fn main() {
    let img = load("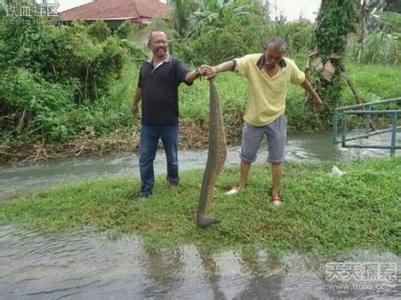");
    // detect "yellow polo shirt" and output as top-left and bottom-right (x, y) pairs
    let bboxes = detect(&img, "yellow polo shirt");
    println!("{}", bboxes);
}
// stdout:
(234, 54), (305, 126)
